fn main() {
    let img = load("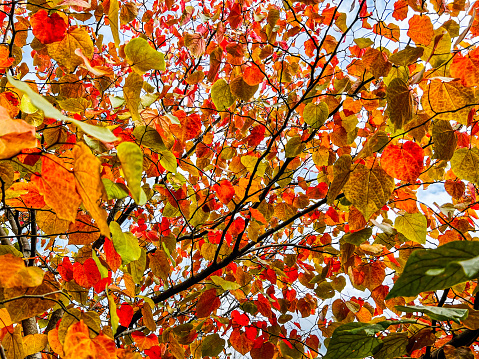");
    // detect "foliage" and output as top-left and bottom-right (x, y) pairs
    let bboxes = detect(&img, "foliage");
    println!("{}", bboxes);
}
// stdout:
(1, 0), (479, 358)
